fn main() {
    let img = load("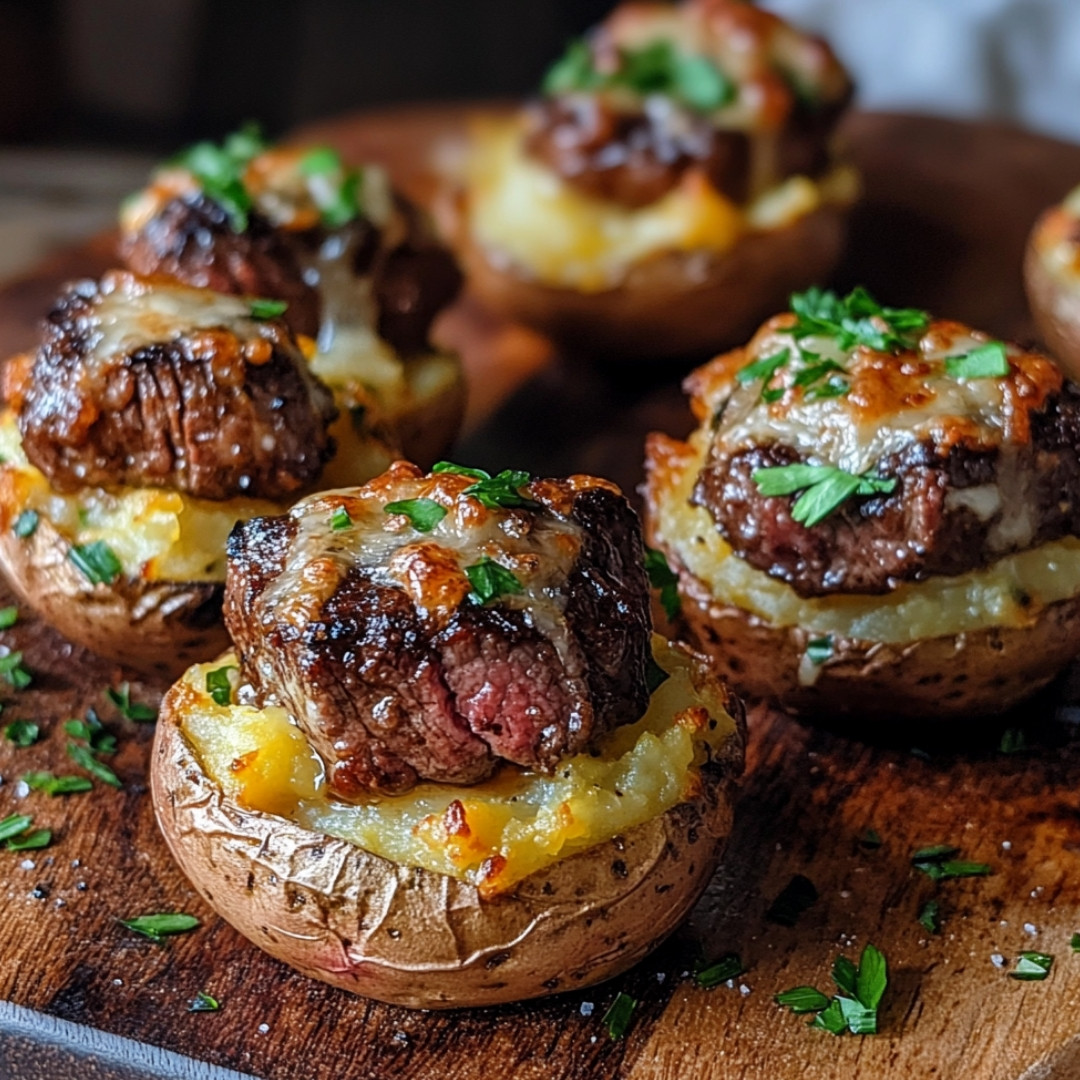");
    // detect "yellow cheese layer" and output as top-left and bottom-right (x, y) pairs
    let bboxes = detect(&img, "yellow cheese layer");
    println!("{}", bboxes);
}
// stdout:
(180, 636), (737, 896)
(652, 430), (1080, 643)
(467, 120), (856, 292)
